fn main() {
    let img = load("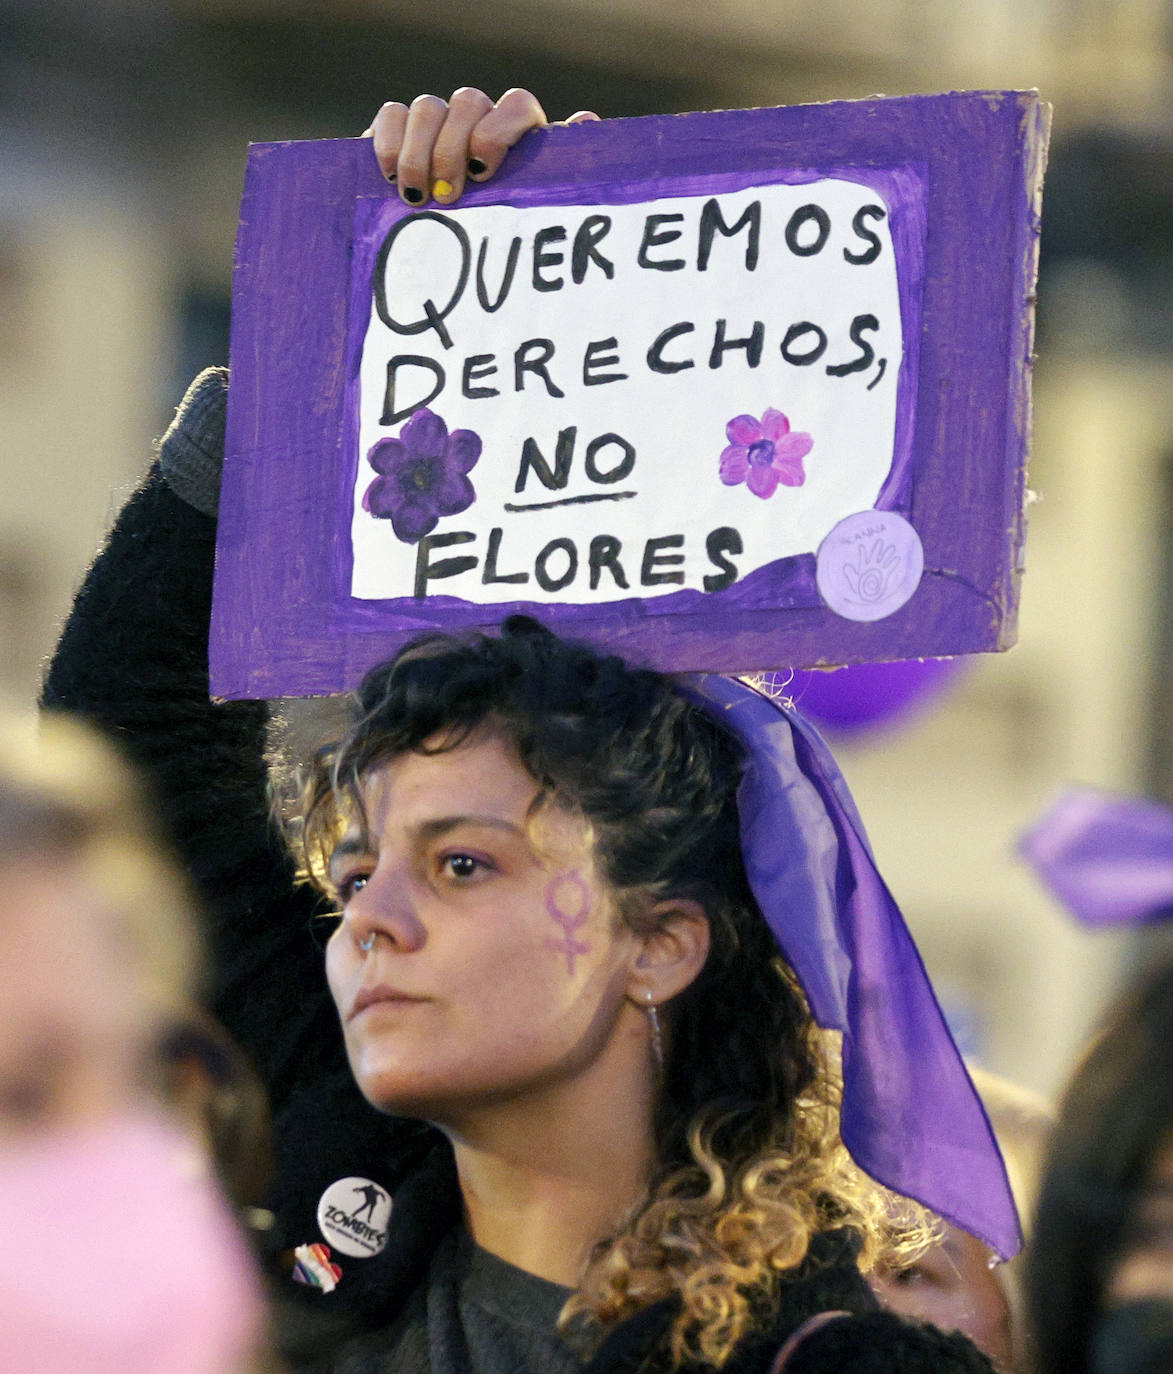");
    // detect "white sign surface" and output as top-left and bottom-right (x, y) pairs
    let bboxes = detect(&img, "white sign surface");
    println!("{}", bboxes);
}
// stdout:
(349, 178), (904, 605)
